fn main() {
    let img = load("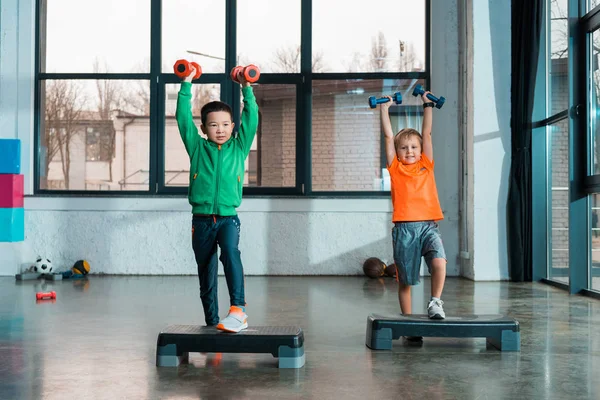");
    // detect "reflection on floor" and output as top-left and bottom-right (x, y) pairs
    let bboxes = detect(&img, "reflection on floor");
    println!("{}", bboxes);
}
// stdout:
(1, 276), (599, 399)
